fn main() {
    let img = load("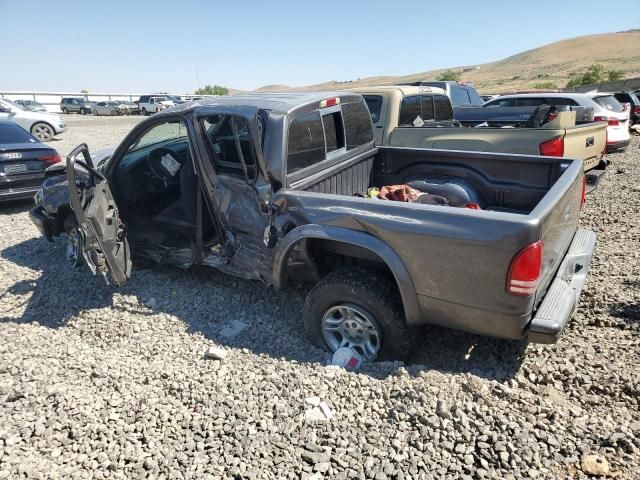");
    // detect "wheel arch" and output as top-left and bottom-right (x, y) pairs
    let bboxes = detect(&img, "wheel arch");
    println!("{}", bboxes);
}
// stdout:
(273, 224), (421, 324)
